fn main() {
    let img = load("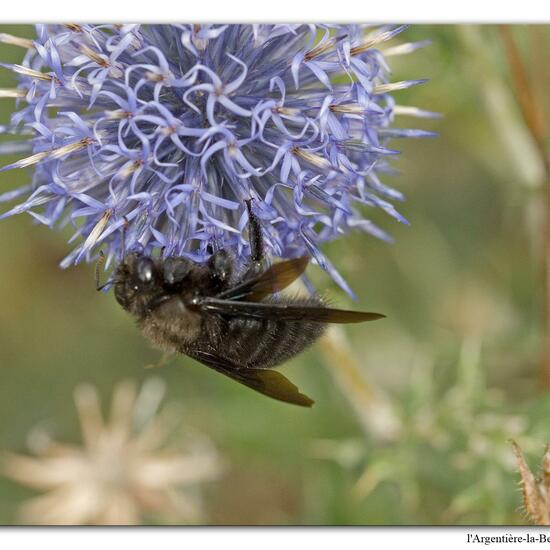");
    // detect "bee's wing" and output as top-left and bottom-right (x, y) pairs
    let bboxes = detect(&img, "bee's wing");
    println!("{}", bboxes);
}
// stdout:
(187, 350), (314, 407)
(196, 298), (385, 324)
(216, 257), (309, 301)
